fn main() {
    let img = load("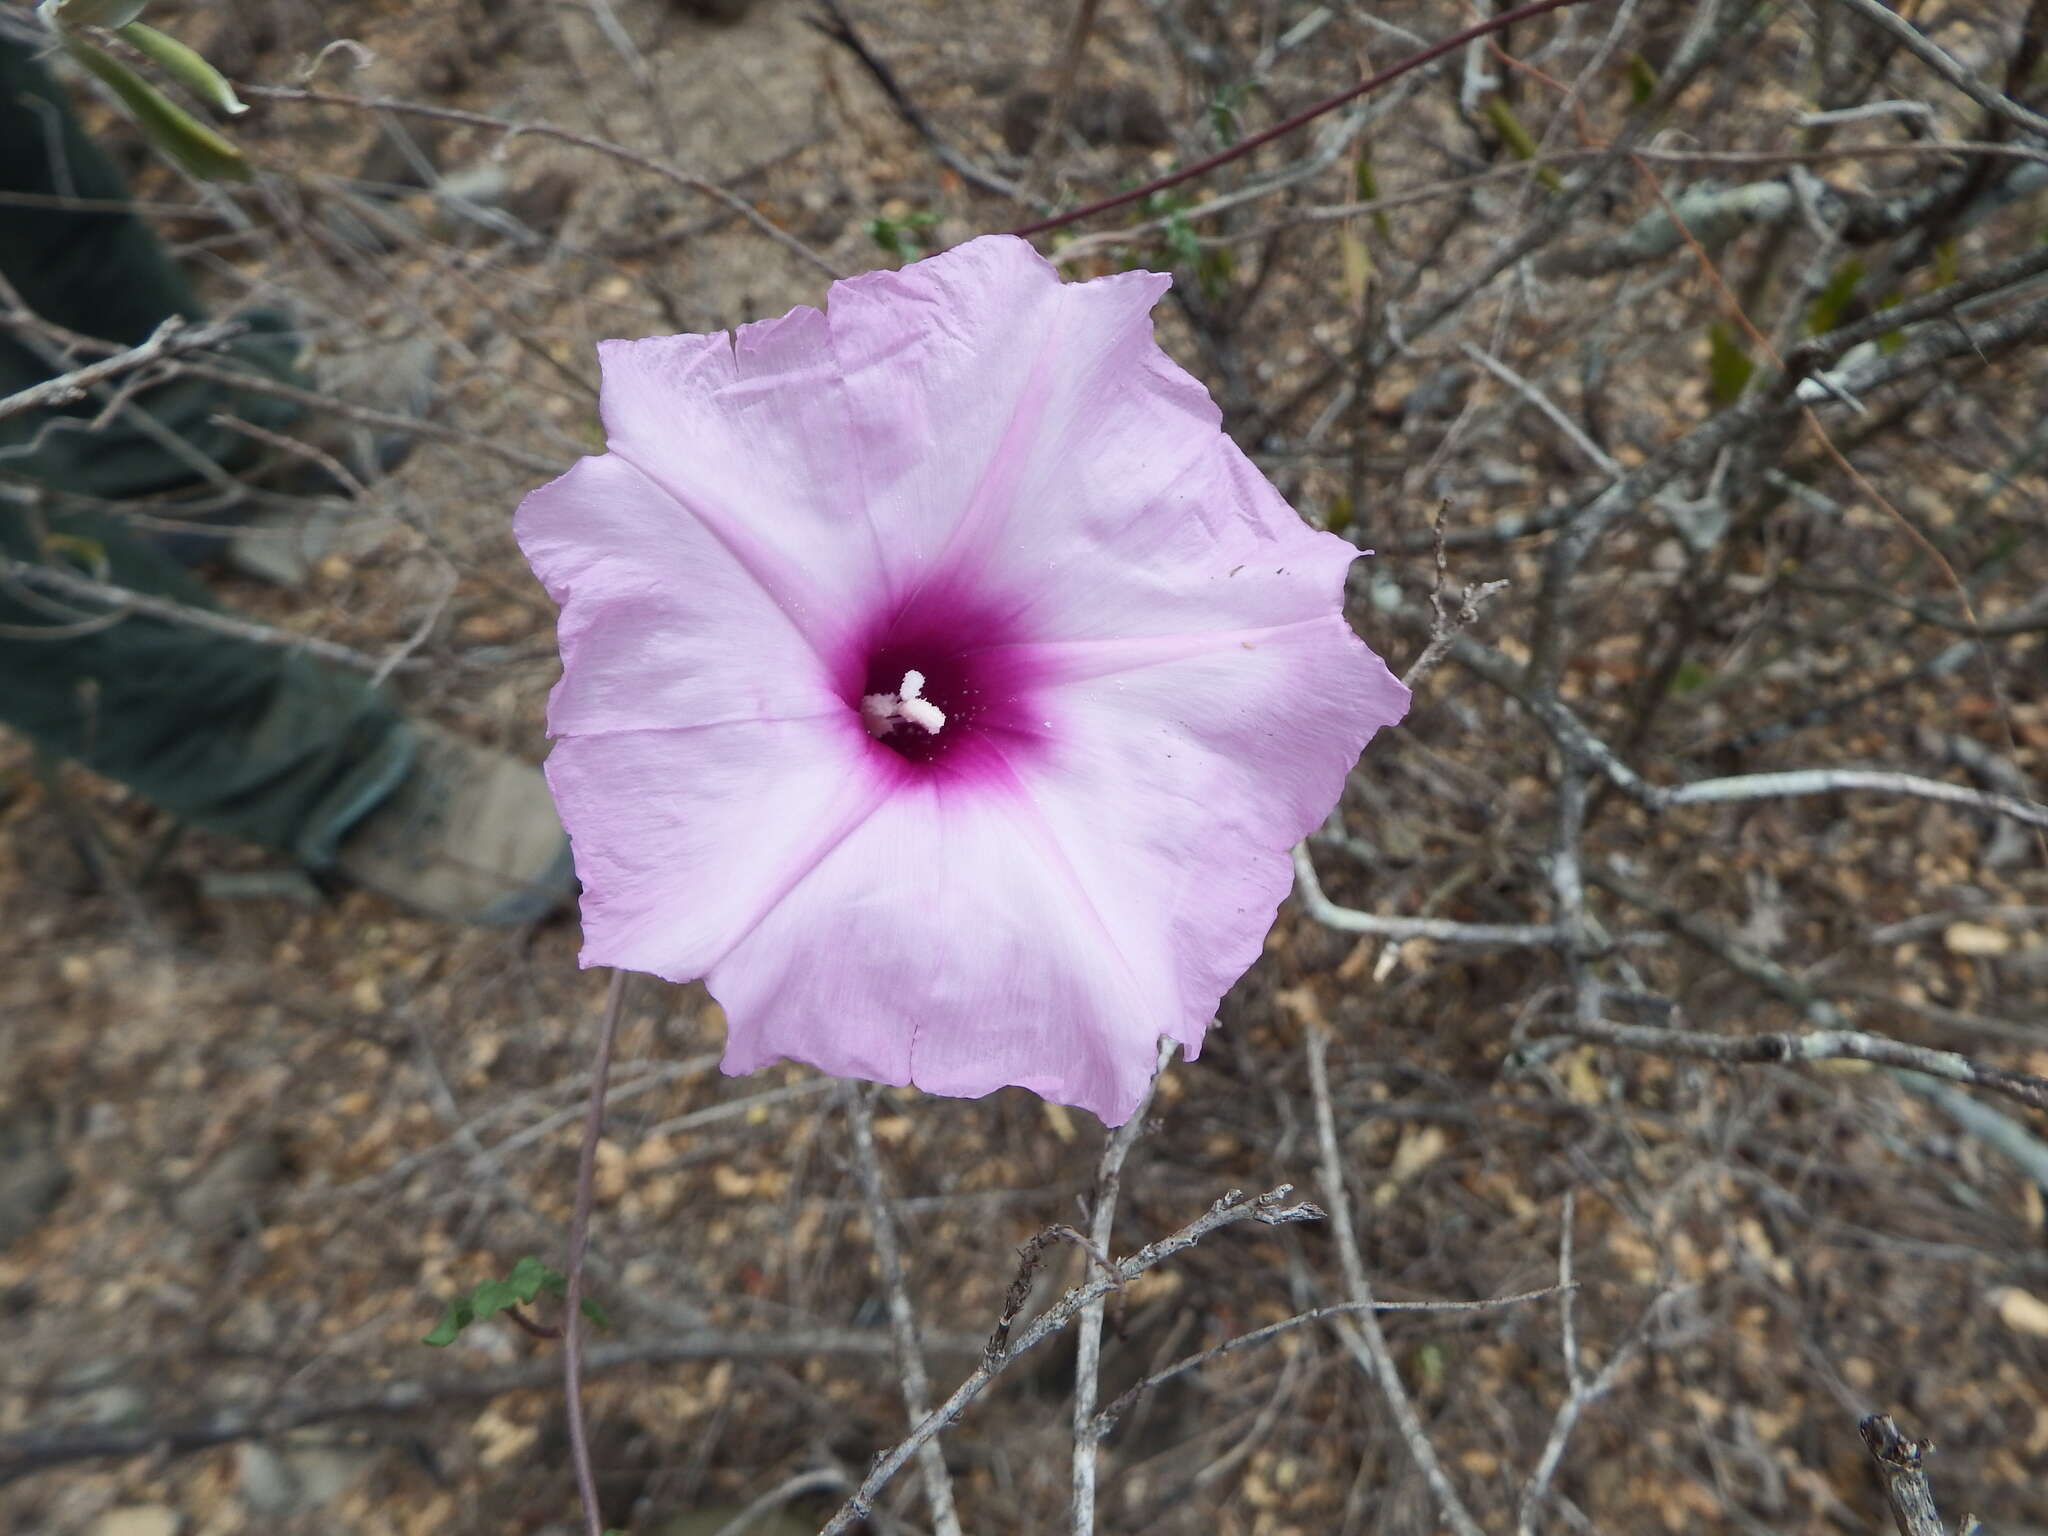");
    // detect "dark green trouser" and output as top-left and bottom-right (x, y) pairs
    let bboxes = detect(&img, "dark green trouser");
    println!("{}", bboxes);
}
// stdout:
(1, 37), (411, 865)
